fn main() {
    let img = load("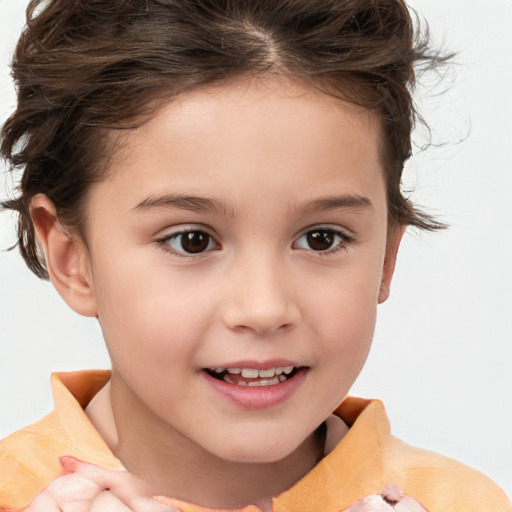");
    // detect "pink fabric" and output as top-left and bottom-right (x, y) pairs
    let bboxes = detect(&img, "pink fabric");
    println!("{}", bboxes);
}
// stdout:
(343, 485), (428, 512)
